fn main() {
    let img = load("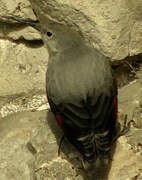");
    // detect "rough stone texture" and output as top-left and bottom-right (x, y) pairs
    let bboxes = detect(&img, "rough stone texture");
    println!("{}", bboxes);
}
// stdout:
(0, 78), (142, 180)
(0, 0), (48, 112)
(0, 38), (48, 98)
(0, 0), (41, 40)
(0, 0), (142, 112)
(0, 0), (35, 19)
(0, 23), (41, 41)
(29, 0), (142, 60)
(0, 94), (50, 118)
(0, 0), (142, 60)
(108, 135), (142, 180)
(0, 110), (79, 180)
(0, 0), (142, 179)
(0, 112), (37, 180)
(0, 0), (49, 114)
(118, 79), (142, 120)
